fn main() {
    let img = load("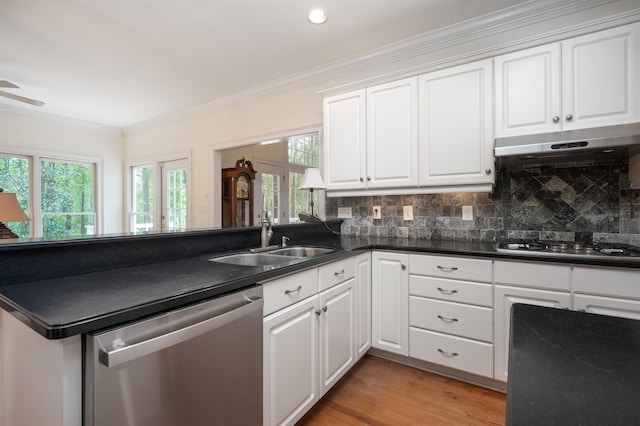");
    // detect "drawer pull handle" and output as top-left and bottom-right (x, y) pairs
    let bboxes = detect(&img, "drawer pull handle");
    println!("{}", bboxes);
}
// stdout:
(438, 348), (459, 357)
(284, 285), (302, 295)
(437, 265), (458, 272)
(437, 287), (458, 295)
(334, 269), (345, 276)
(437, 315), (459, 323)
